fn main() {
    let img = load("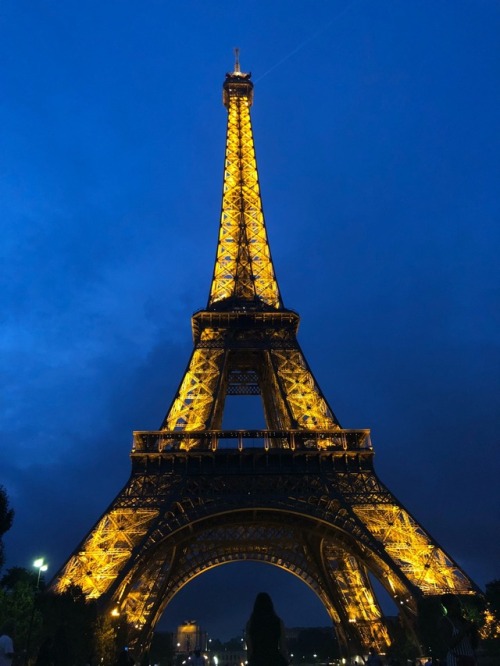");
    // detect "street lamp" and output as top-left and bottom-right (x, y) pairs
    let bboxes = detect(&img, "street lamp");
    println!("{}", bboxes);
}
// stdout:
(24, 558), (49, 665)
(33, 558), (48, 588)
